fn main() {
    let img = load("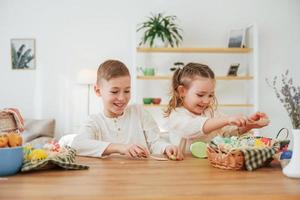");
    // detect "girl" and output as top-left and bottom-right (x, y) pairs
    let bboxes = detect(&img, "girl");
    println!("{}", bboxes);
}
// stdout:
(62, 60), (183, 160)
(164, 62), (269, 151)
